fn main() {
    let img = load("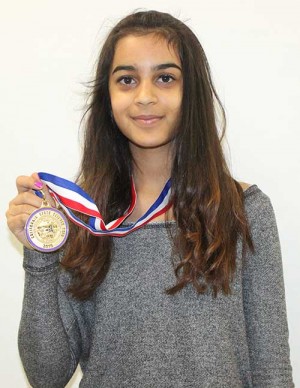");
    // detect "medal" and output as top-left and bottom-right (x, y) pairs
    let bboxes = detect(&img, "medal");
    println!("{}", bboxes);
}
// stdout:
(25, 190), (69, 252)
